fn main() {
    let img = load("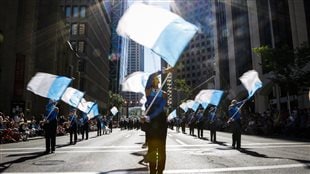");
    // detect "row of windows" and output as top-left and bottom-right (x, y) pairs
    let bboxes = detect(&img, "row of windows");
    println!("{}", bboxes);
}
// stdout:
(70, 23), (86, 35)
(64, 6), (87, 18)
(70, 40), (86, 53)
